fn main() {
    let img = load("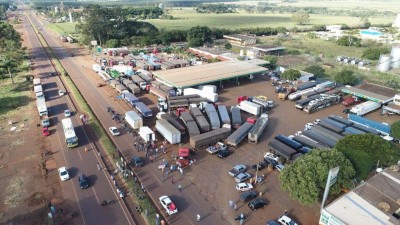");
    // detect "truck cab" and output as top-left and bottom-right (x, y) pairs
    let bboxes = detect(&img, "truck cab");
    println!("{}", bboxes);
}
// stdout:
(237, 96), (248, 104)
(41, 116), (50, 127)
